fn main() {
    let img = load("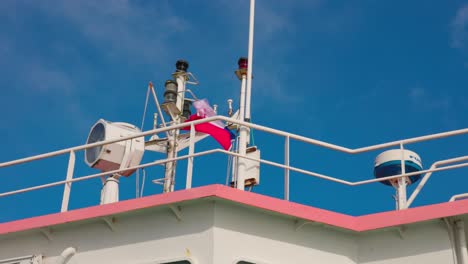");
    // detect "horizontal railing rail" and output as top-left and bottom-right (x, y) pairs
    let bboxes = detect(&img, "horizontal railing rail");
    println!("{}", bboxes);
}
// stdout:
(2, 116), (467, 169)
(0, 116), (466, 214)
